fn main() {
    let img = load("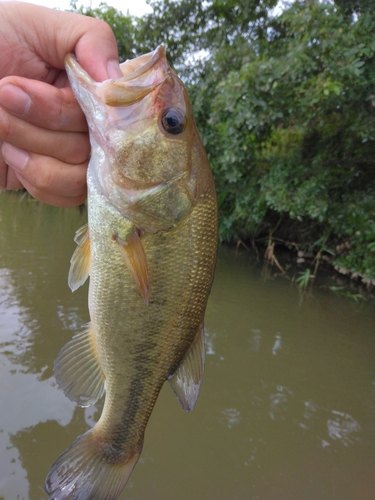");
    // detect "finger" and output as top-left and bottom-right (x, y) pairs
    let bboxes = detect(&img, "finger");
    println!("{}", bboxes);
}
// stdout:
(0, 140), (7, 187)
(2, 143), (87, 204)
(0, 78), (87, 132)
(15, 4), (122, 82)
(59, 15), (124, 81)
(5, 166), (25, 190)
(75, 30), (123, 80)
(16, 173), (87, 208)
(0, 107), (90, 164)
(0, 145), (24, 190)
